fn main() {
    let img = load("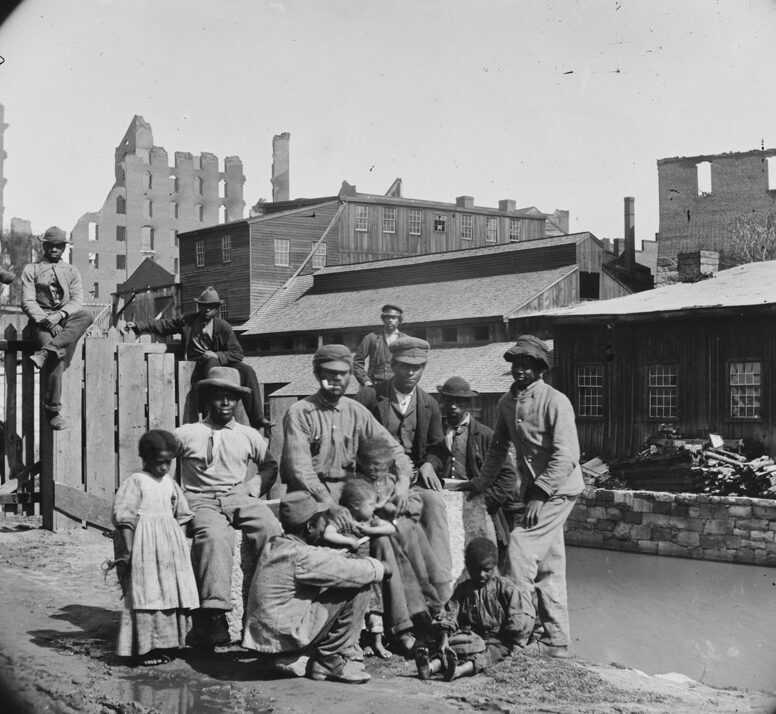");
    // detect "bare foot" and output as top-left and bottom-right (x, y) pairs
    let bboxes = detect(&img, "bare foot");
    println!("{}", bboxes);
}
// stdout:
(137, 650), (172, 666)
(373, 637), (392, 659)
